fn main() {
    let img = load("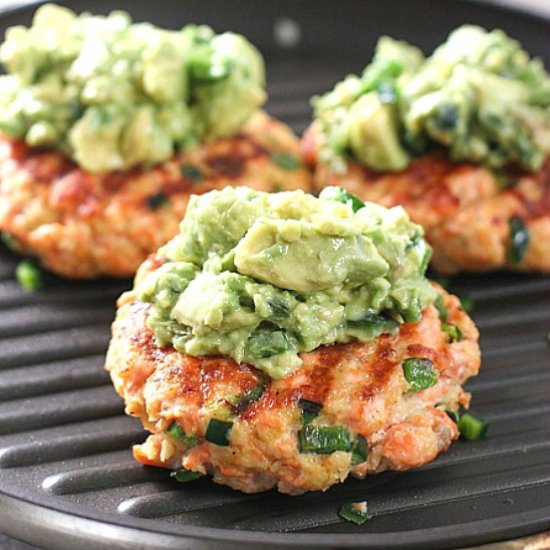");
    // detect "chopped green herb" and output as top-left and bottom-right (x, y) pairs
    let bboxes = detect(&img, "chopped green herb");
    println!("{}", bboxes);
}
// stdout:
(434, 293), (448, 322)
(181, 163), (204, 182)
(458, 412), (488, 440)
(434, 103), (459, 130)
(147, 192), (170, 210)
(508, 216), (530, 265)
(298, 399), (322, 425)
(188, 49), (230, 83)
(402, 357), (439, 391)
(338, 502), (373, 525)
(15, 259), (43, 292)
(205, 418), (233, 446)
(248, 329), (292, 359)
(229, 384), (265, 407)
(459, 294), (474, 313)
(271, 183), (284, 192)
(399, 299), (422, 324)
(492, 169), (515, 190)
(168, 422), (199, 446)
(351, 435), (369, 465)
(445, 409), (461, 424)
(271, 152), (302, 171)
(320, 186), (365, 212)
(170, 468), (202, 483)
(298, 425), (352, 454)
(266, 297), (291, 319)
(1, 232), (20, 249)
(441, 323), (463, 342)
(347, 312), (400, 339)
